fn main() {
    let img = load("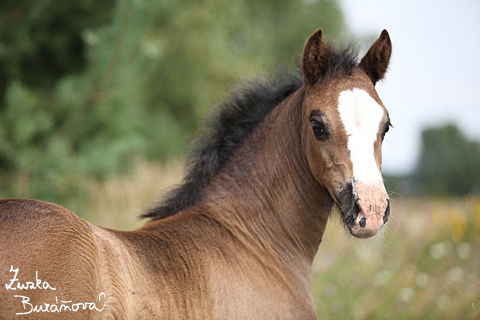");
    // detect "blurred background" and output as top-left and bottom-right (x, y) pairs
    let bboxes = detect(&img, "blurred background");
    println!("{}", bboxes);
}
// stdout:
(0, 0), (478, 319)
